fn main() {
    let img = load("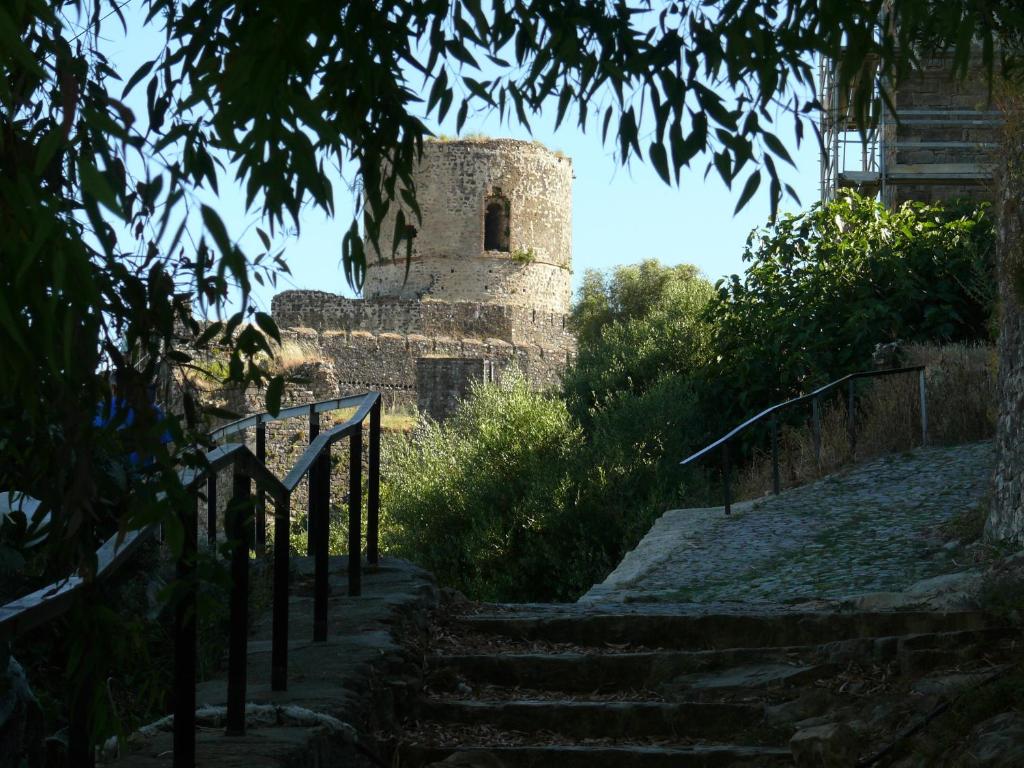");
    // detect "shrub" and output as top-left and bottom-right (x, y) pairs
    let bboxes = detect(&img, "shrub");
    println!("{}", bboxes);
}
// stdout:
(705, 191), (995, 424)
(565, 260), (716, 427)
(381, 370), (581, 601)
